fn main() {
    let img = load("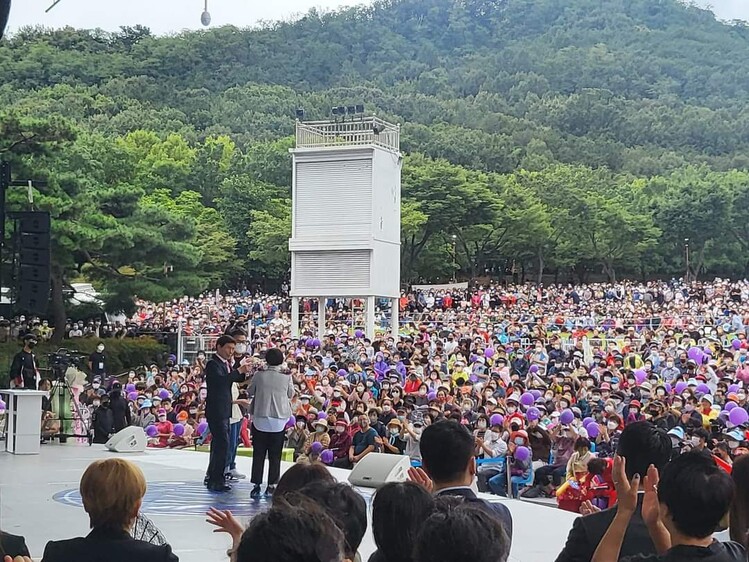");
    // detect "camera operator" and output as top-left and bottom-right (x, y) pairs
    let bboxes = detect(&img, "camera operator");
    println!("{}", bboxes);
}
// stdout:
(9, 334), (40, 389)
